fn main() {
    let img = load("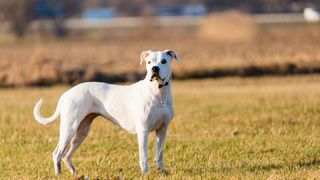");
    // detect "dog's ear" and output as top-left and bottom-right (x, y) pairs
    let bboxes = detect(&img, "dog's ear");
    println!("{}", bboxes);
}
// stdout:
(164, 49), (180, 61)
(140, 50), (152, 65)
